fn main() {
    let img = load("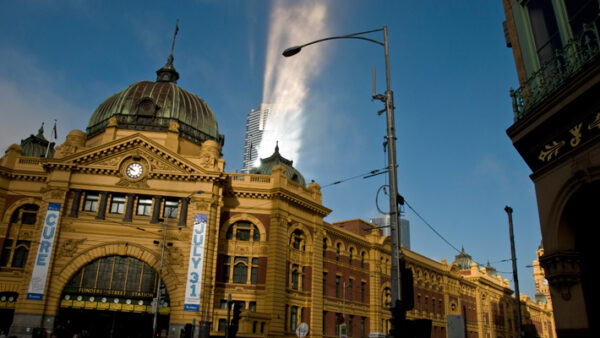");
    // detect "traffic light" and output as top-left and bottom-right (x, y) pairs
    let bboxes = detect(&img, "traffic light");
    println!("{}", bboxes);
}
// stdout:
(183, 323), (193, 338)
(389, 299), (406, 337)
(32, 327), (47, 338)
(229, 302), (241, 338)
(400, 260), (414, 311)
